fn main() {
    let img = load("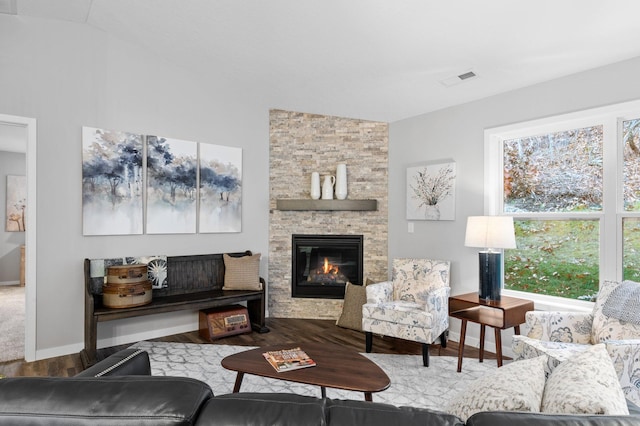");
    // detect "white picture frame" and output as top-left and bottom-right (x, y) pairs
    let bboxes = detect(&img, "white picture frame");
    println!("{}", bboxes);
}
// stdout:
(406, 161), (456, 221)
